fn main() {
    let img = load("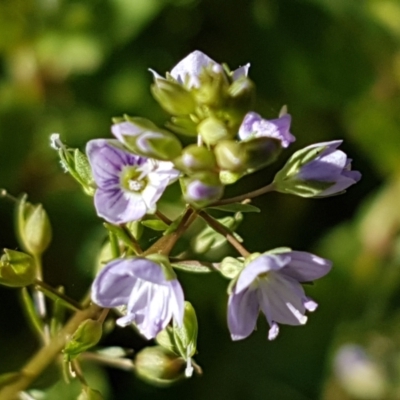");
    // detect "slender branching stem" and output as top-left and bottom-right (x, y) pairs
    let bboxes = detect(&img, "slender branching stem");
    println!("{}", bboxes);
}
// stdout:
(33, 279), (83, 311)
(213, 182), (276, 206)
(155, 210), (172, 225)
(199, 211), (251, 257)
